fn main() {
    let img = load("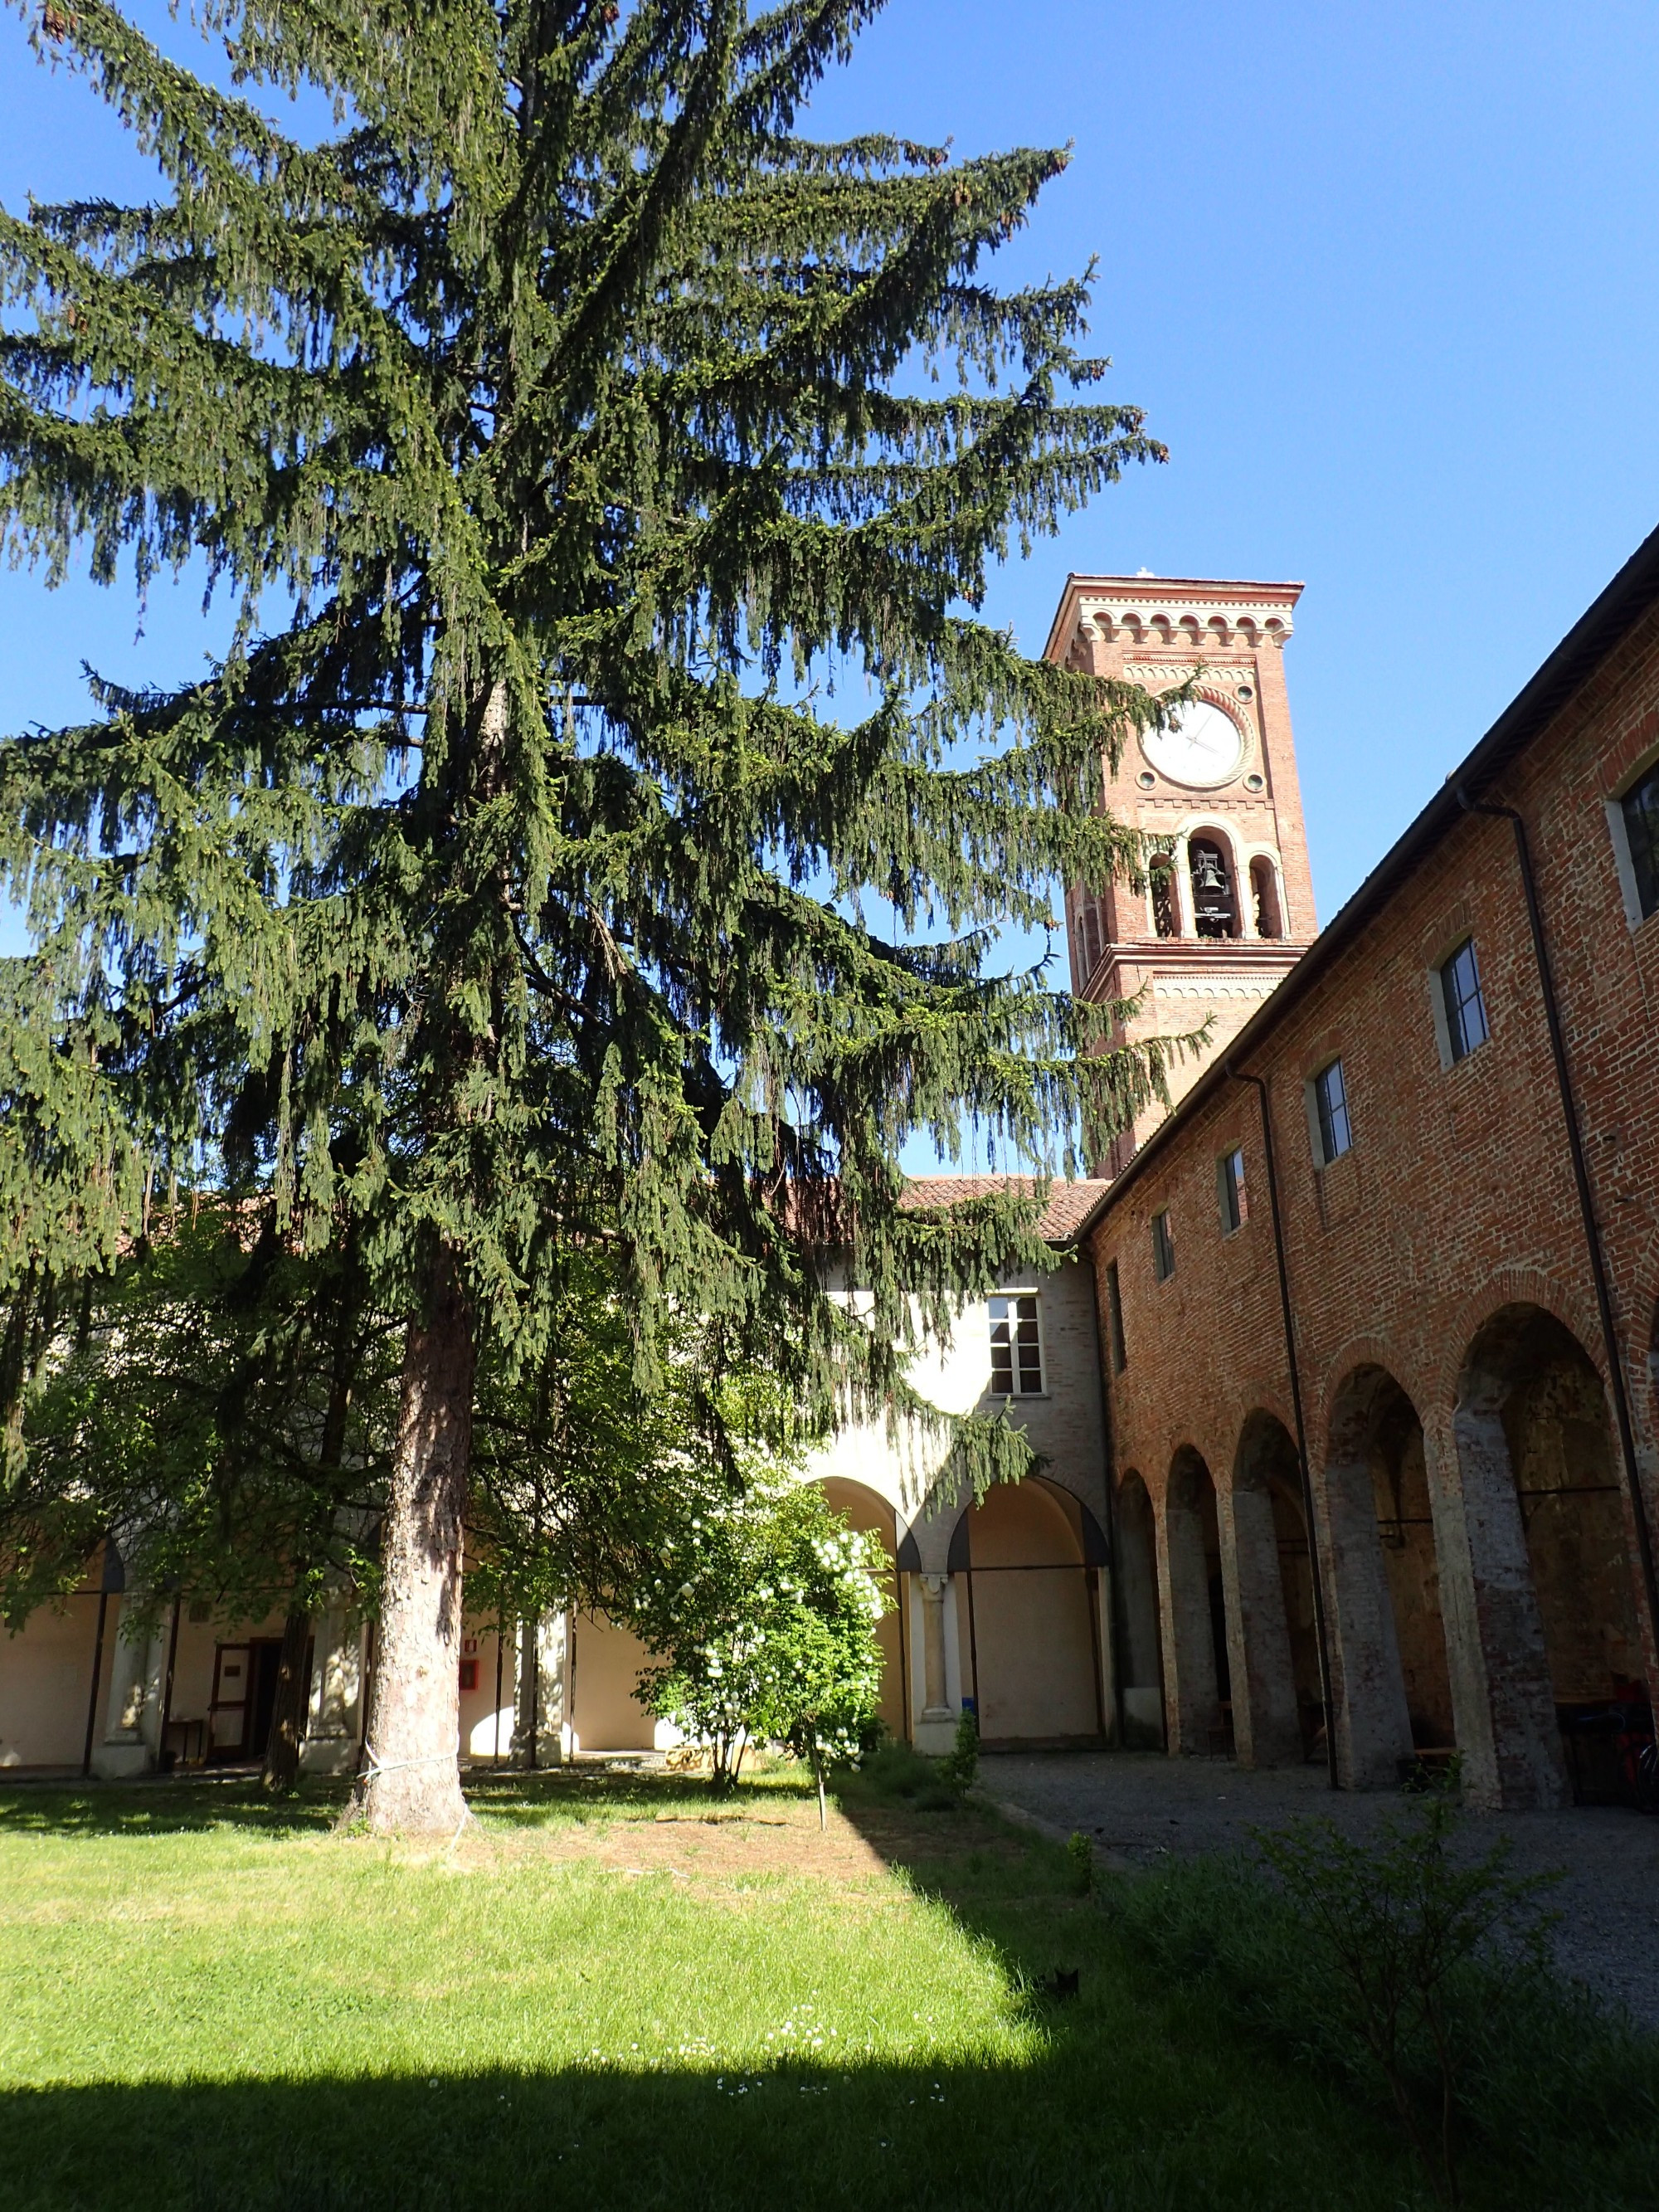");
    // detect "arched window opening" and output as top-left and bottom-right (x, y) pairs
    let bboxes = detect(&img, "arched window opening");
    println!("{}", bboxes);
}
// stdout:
(1149, 854), (1177, 938)
(1188, 838), (1236, 939)
(1250, 855), (1282, 938)
(1079, 895), (1103, 980)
